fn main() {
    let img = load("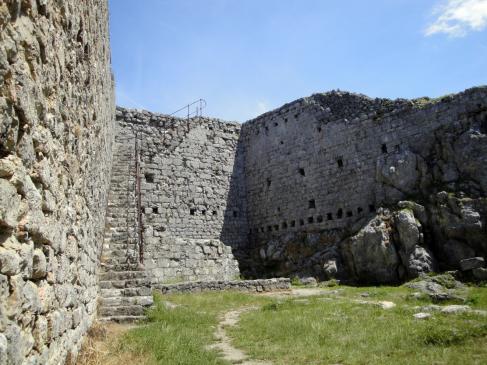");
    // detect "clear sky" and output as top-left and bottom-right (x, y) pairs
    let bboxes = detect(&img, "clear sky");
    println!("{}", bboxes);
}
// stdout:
(109, 0), (487, 122)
